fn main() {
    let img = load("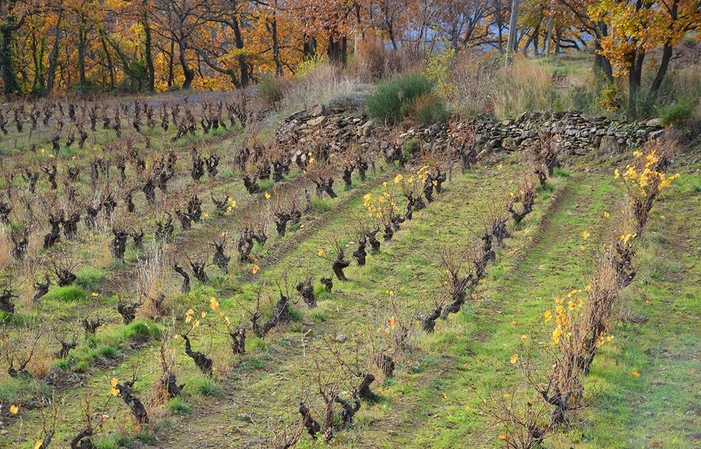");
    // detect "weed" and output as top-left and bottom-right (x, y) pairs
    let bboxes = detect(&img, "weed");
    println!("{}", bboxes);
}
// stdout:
(122, 320), (163, 342)
(188, 375), (221, 396)
(366, 73), (434, 123)
(311, 197), (333, 212)
(167, 397), (192, 415)
(407, 93), (449, 125)
(659, 100), (694, 126)
(75, 267), (107, 291)
(44, 285), (87, 302)
(259, 74), (285, 109)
